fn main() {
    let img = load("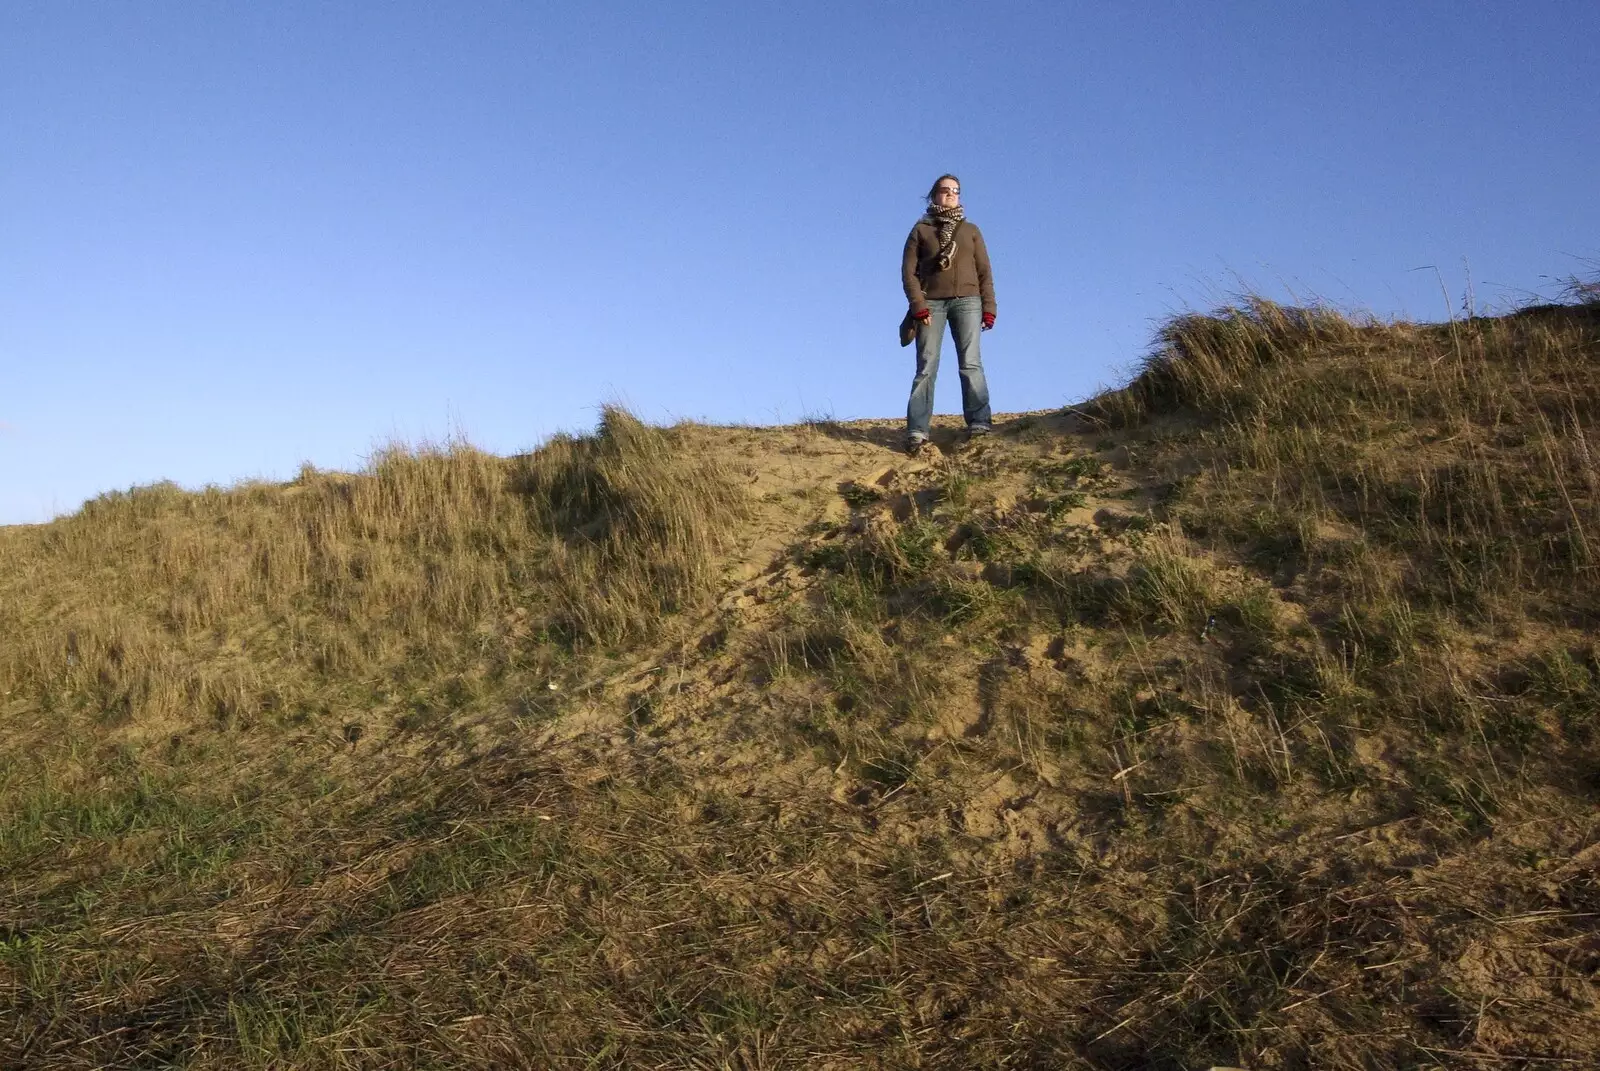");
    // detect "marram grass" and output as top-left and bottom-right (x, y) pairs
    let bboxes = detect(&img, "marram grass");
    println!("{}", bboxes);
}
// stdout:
(3, 301), (1599, 1069)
